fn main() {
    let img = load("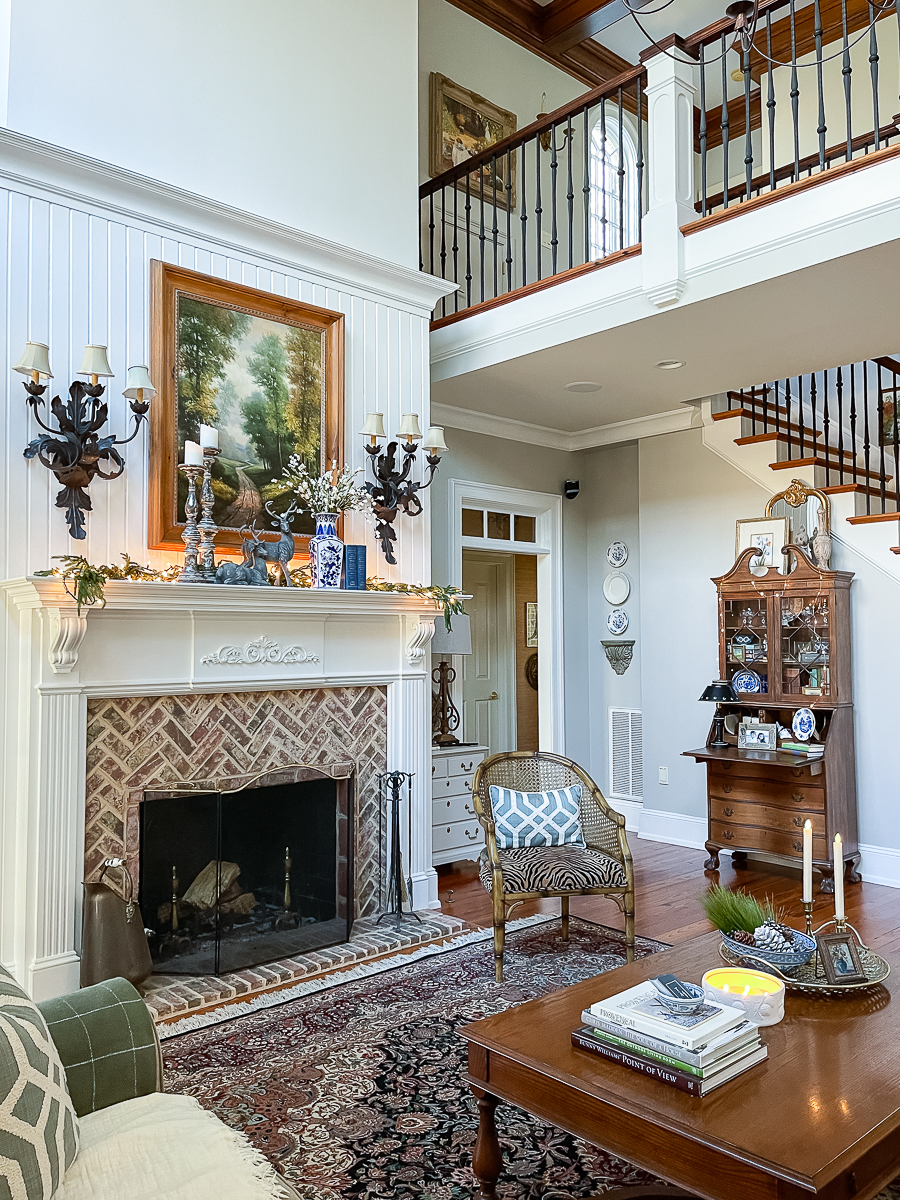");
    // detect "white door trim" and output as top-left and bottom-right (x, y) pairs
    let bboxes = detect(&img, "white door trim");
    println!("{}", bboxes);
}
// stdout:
(446, 479), (565, 754)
